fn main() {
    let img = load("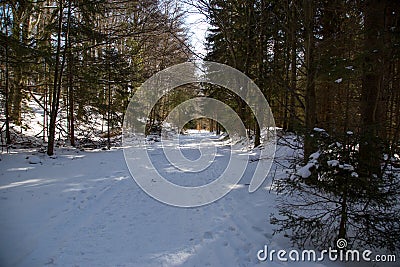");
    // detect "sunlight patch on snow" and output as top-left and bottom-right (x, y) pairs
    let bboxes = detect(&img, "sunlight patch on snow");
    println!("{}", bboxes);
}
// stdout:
(263, 184), (276, 192)
(62, 154), (86, 160)
(63, 183), (87, 192)
(152, 248), (195, 266)
(63, 187), (86, 192)
(91, 177), (111, 182)
(228, 184), (245, 189)
(113, 176), (129, 181)
(7, 167), (36, 172)
(179, 141), (215, 148)
(0, 179), (43, 190)
(186, 129), (211, 134)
